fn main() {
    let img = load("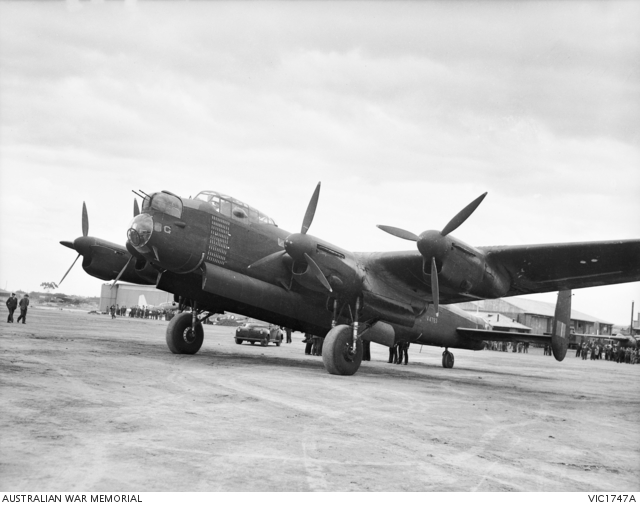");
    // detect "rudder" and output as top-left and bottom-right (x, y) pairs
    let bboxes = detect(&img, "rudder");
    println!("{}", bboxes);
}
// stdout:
(551, 290), (572, 361)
